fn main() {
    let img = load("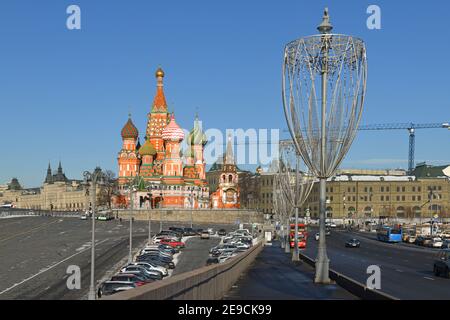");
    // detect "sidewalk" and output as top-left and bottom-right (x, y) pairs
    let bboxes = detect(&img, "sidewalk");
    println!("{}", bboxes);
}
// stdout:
(224, 241), (357, 300)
